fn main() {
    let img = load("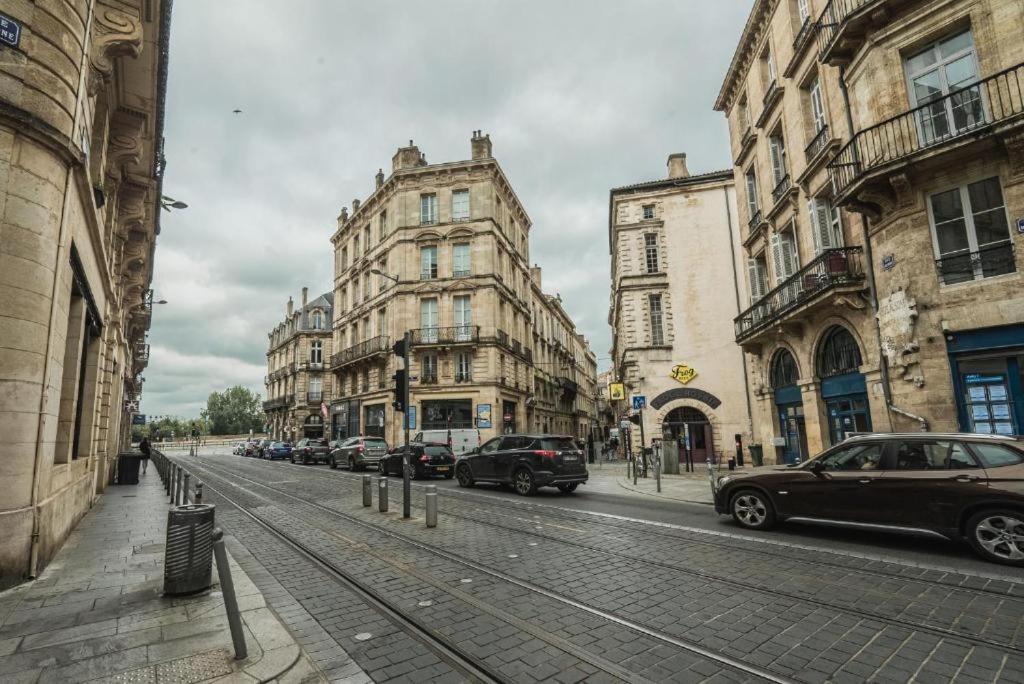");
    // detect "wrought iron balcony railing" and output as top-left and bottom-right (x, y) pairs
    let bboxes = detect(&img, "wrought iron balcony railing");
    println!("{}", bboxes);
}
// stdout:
(300, 360), (325, 371)
(262, 394), (296, 411)
(735, 247), (865, 343)
(804, 124), (832, 163)
(829, 63), (1024, 200)
(410, 326), (479, 345)
(792, 17), (816, 54)
(935, 241), (1016, 286)
(306, 391), (322, 405)
(762, 79), (780, 107)
(816, 0), (880, 62)
(134, 343), (150, 362)
(497, 329), (509, 346)
(771, 174), (792, 205)
(330, 335), (390, 368)
(558, 377), (579, 399)
(747, 208), (763, 233)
